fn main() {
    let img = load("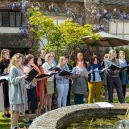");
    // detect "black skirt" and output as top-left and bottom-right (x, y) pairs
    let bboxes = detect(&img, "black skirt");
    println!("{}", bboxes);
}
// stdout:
(26, 87), (37, 114)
